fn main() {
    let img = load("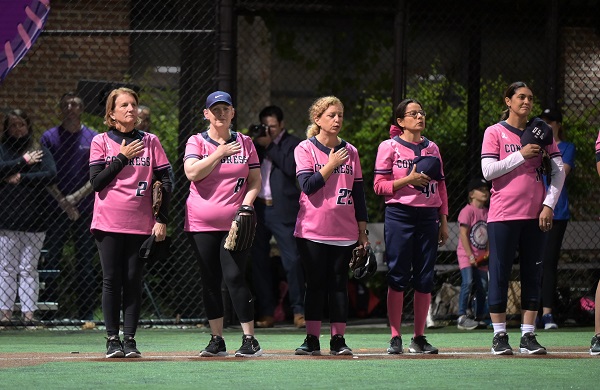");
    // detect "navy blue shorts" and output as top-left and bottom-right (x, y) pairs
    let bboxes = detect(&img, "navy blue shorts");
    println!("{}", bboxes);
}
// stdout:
(384, 204), (439, 293)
